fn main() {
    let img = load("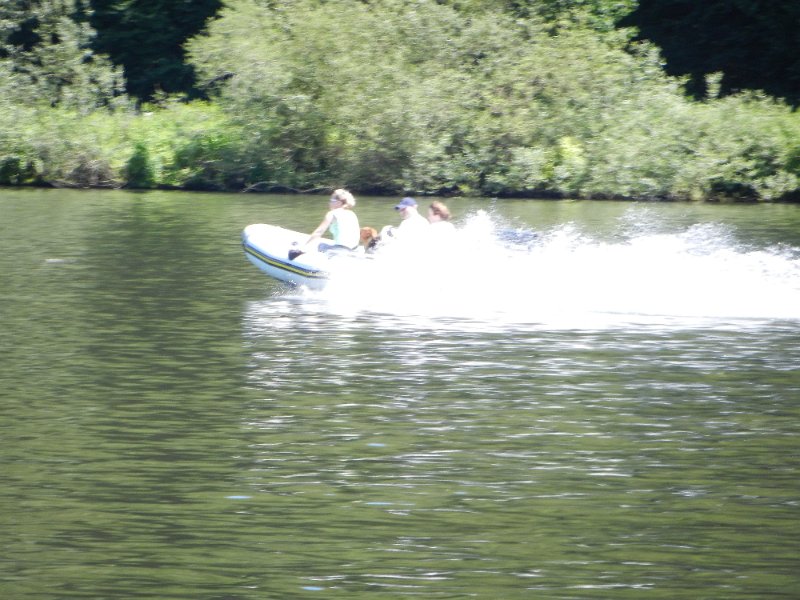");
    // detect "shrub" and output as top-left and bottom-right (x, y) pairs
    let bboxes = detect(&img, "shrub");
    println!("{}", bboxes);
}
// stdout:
(125, 143), (156, 188)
